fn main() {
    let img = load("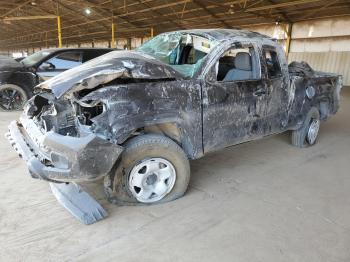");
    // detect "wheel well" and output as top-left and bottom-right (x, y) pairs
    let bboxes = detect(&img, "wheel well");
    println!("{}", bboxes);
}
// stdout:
(120, 123), (182, 146)
(143, 123), (182, 144)
(120, 123), (197, 159)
